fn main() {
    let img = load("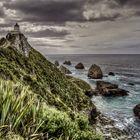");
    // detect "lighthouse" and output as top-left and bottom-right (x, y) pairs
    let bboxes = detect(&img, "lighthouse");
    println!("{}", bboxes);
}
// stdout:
(10, 23), (20, 34)
(14, 23), (20, 32)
